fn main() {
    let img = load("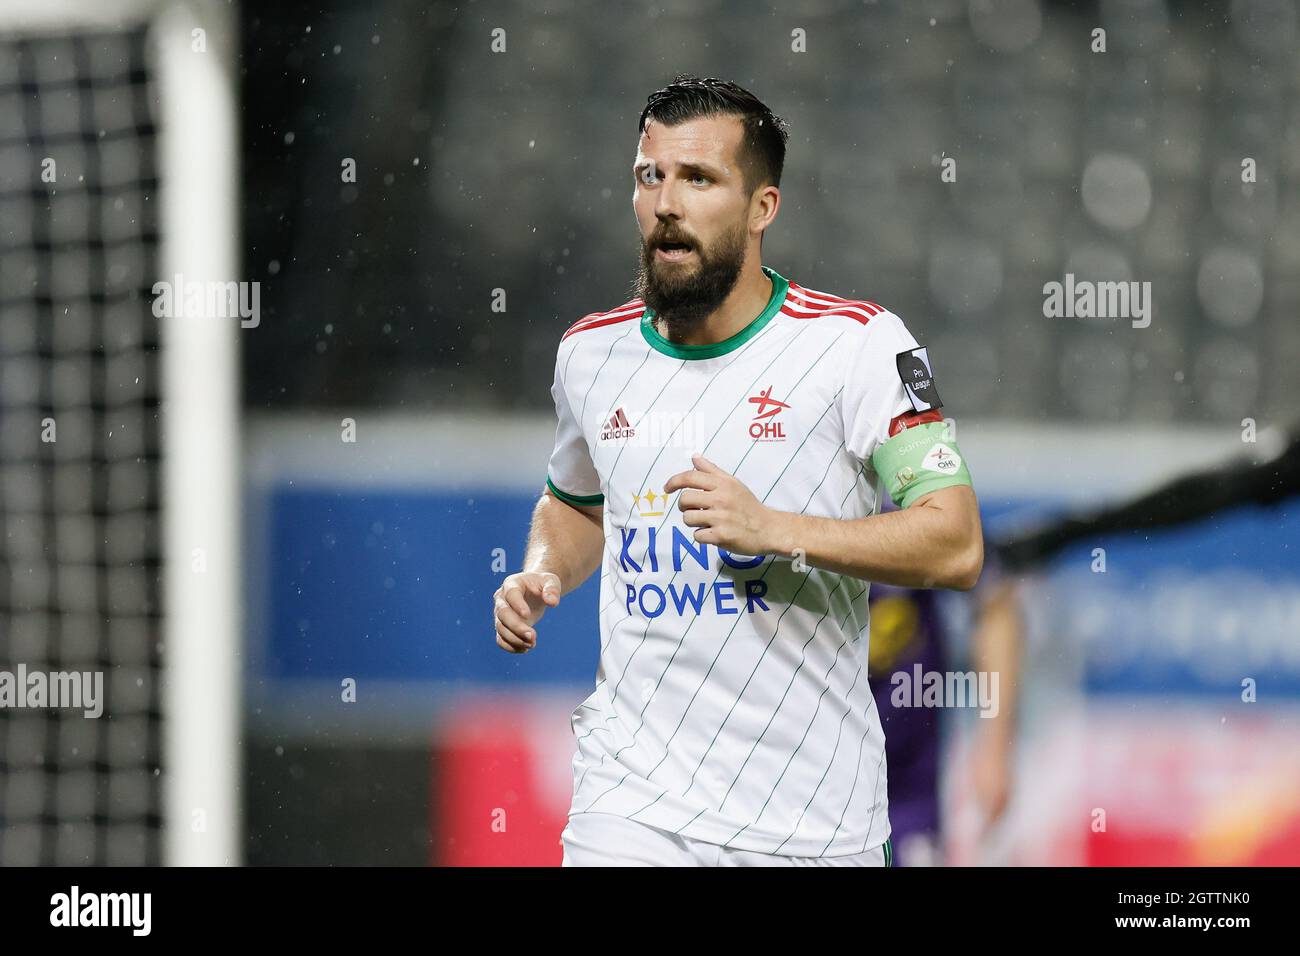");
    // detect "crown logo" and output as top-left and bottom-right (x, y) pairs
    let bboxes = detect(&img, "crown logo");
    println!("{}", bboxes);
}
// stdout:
(632, 489), (666, 517)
